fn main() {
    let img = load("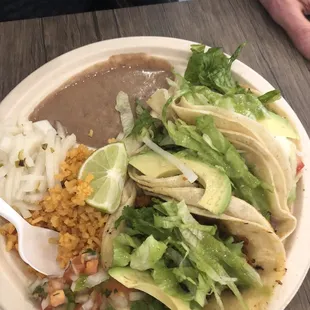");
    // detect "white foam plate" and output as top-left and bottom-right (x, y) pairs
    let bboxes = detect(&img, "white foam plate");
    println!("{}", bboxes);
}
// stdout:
(0, 37), (310, 310)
